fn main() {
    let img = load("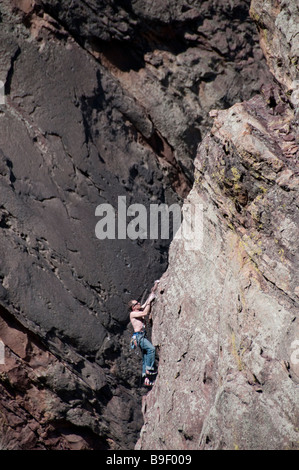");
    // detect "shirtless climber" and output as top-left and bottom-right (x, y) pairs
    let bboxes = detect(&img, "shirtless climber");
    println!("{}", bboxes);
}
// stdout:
(128, 280), (159, 387)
